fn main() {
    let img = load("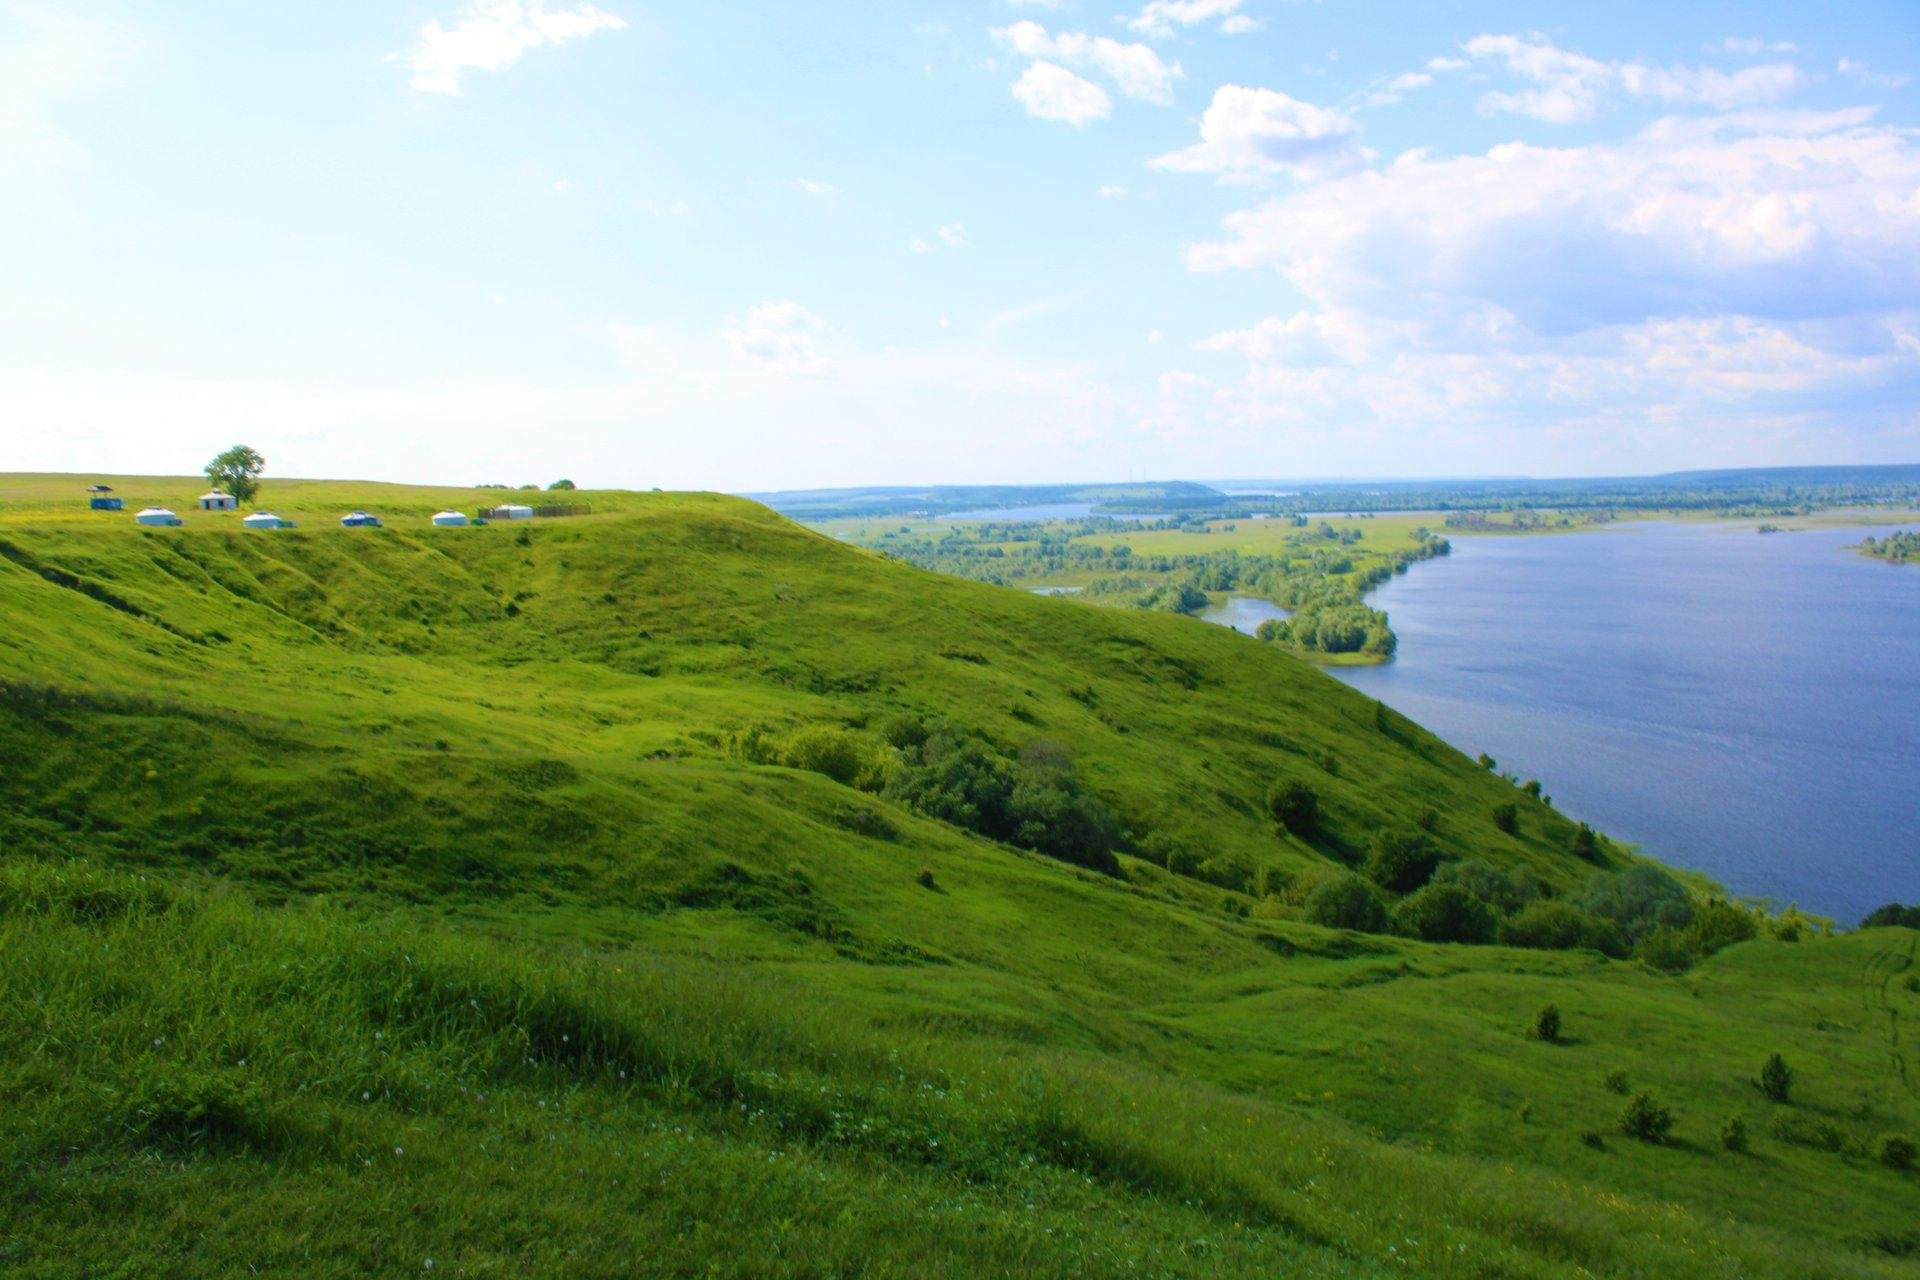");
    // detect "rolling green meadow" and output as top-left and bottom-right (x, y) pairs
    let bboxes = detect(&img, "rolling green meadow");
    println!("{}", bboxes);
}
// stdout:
(3, 475), (1917, 1278)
